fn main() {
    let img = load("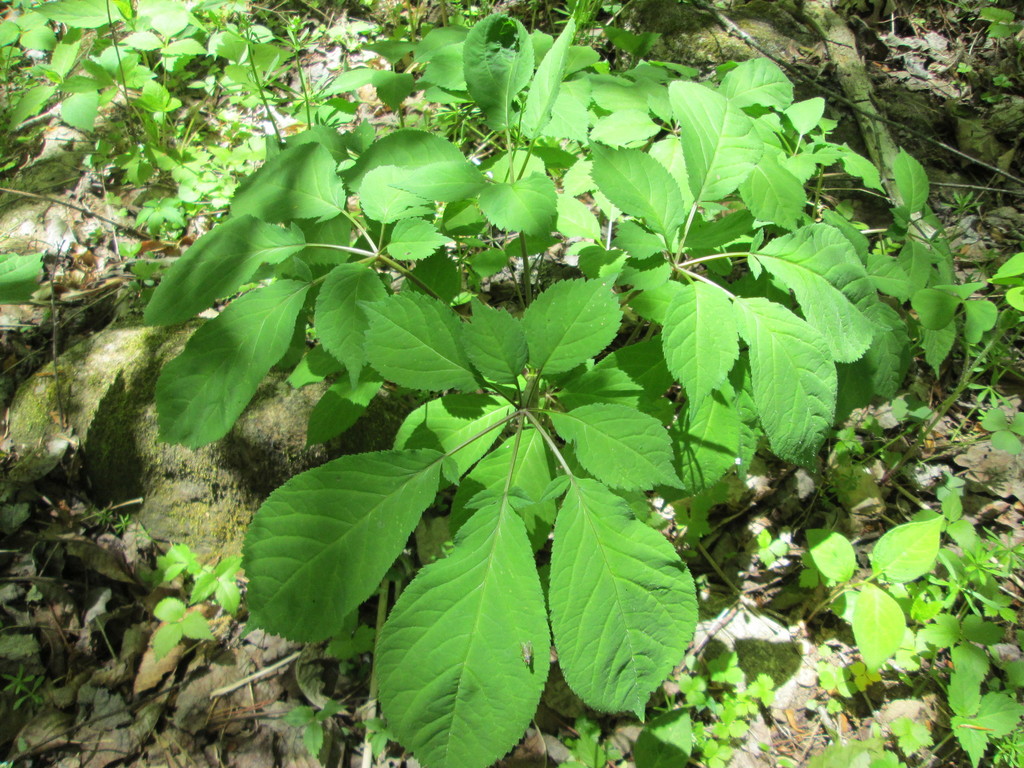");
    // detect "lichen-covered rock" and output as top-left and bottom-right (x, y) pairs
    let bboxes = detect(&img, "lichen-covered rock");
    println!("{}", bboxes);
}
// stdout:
(8, 324), (409, 555)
